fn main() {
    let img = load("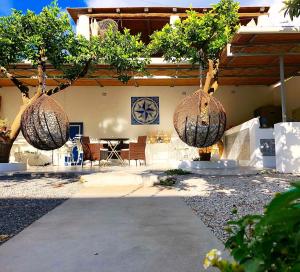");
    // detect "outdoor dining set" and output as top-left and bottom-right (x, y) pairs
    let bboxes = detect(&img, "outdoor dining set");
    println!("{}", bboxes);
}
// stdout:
(70, 135), (147, 167)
